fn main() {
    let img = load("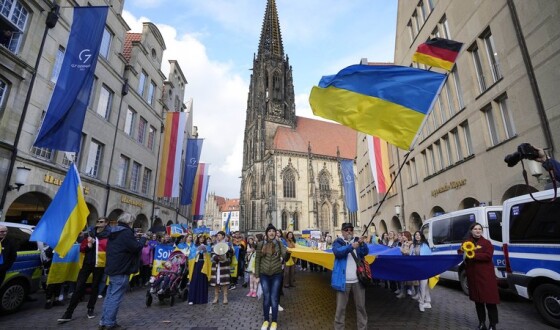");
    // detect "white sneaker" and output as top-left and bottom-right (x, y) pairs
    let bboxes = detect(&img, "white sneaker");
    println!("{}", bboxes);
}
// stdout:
(97, 295), (103, 299)
(394, 289), (401, 294)
(407, 289), (413, 296)
(261, 321), (269, 330)
(396, 292), (405, 299)
(278, 305), (284, 312)
(411, 294), (420, 300)
(424, 303), (432, 309)
(419, 303), (425, 312)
